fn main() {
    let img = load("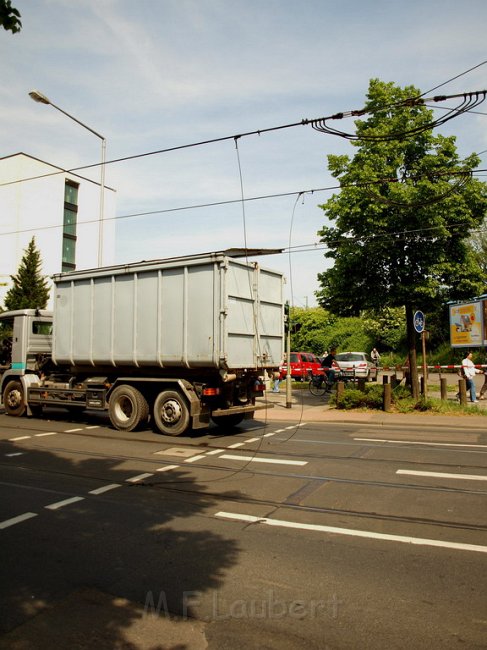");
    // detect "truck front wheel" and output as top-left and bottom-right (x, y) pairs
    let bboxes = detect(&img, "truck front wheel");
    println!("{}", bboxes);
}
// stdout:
(2, 380), (26, 417)
(153, 390), (190, 436)
(108, 385), (149, 432)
